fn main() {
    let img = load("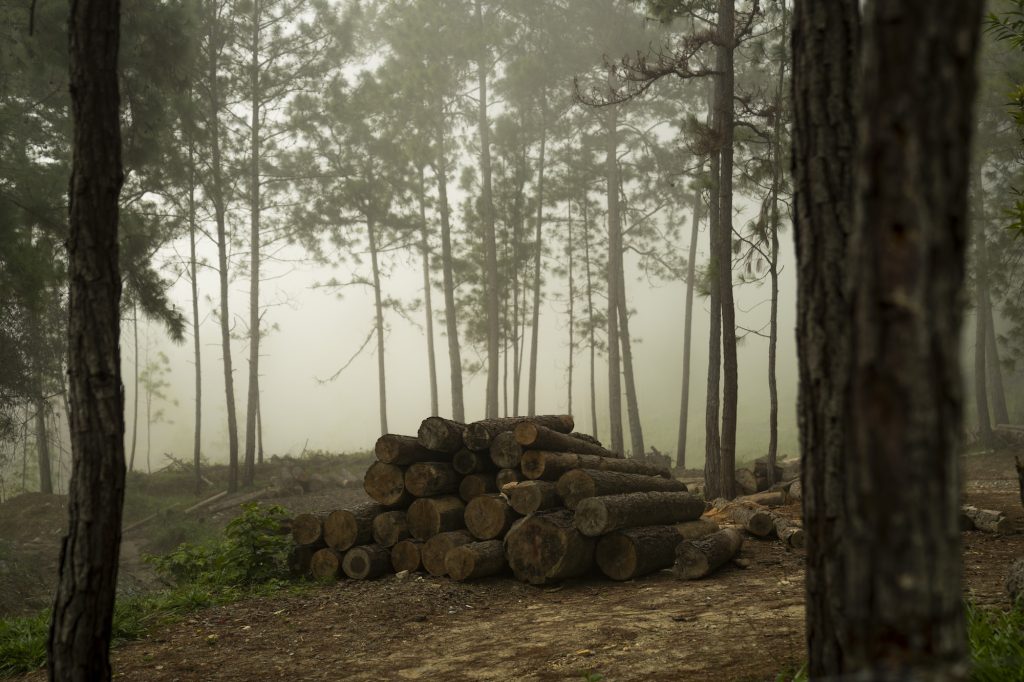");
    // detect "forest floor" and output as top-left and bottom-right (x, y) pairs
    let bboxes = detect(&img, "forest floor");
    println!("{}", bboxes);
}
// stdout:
(4, 449), (1023, 681)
